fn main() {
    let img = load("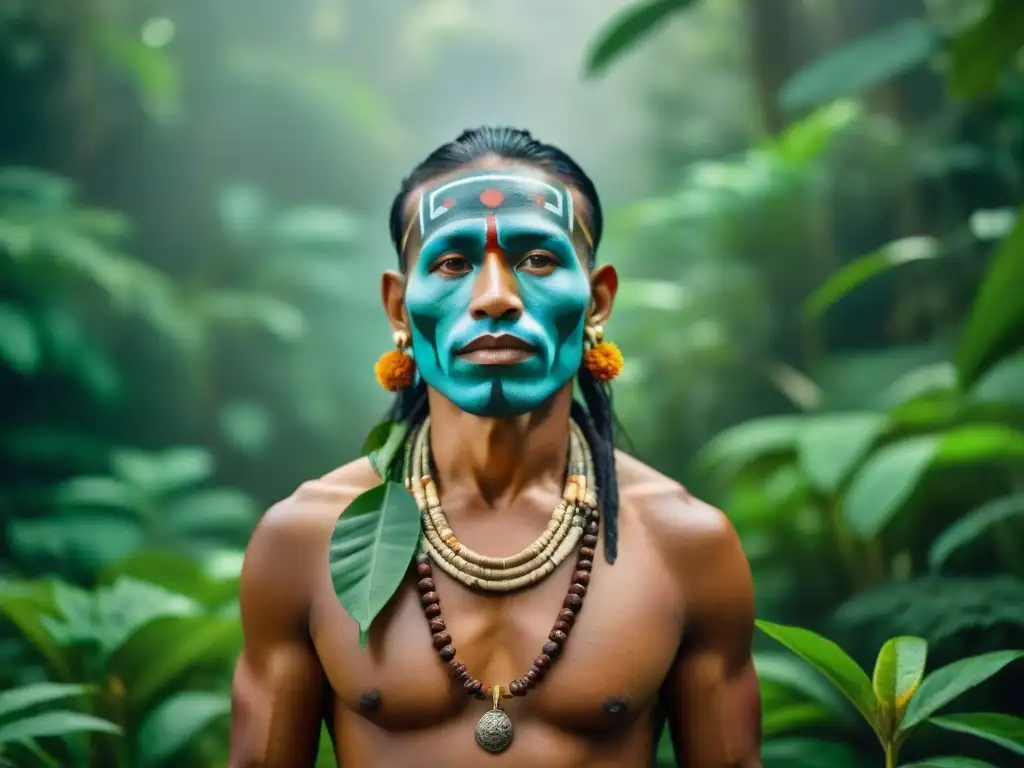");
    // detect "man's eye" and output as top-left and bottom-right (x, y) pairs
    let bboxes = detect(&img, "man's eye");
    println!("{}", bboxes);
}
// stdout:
(518, 252), (558, 273)
(435, 256), (471, 275)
